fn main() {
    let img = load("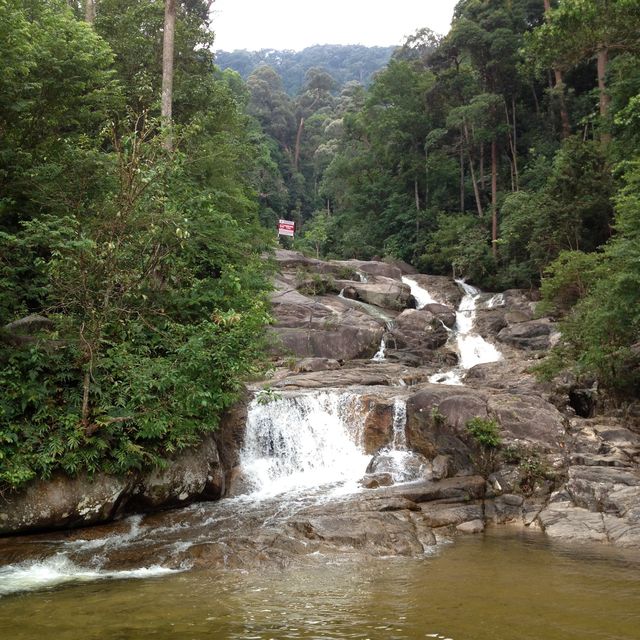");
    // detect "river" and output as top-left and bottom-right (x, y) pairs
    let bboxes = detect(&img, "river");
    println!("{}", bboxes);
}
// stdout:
(1, 528), (639, 639)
